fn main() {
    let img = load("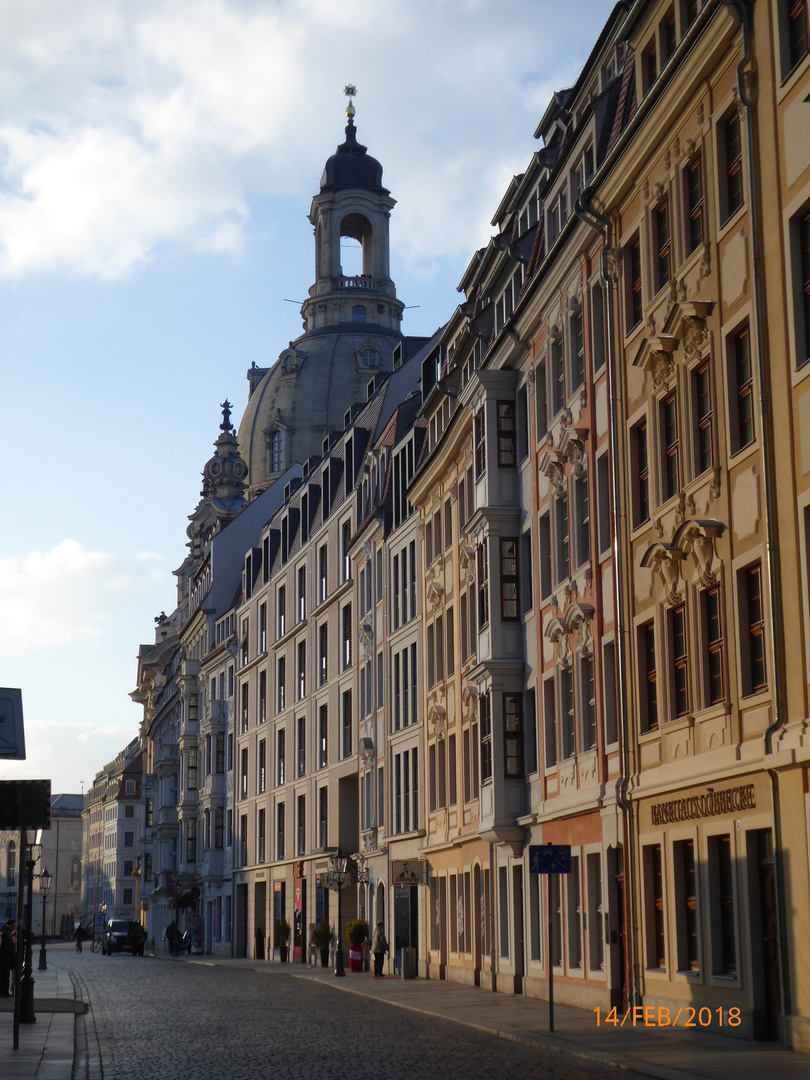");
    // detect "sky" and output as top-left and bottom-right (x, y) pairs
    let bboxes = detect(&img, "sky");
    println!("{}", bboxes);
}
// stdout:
(0, 0), (615, 796)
